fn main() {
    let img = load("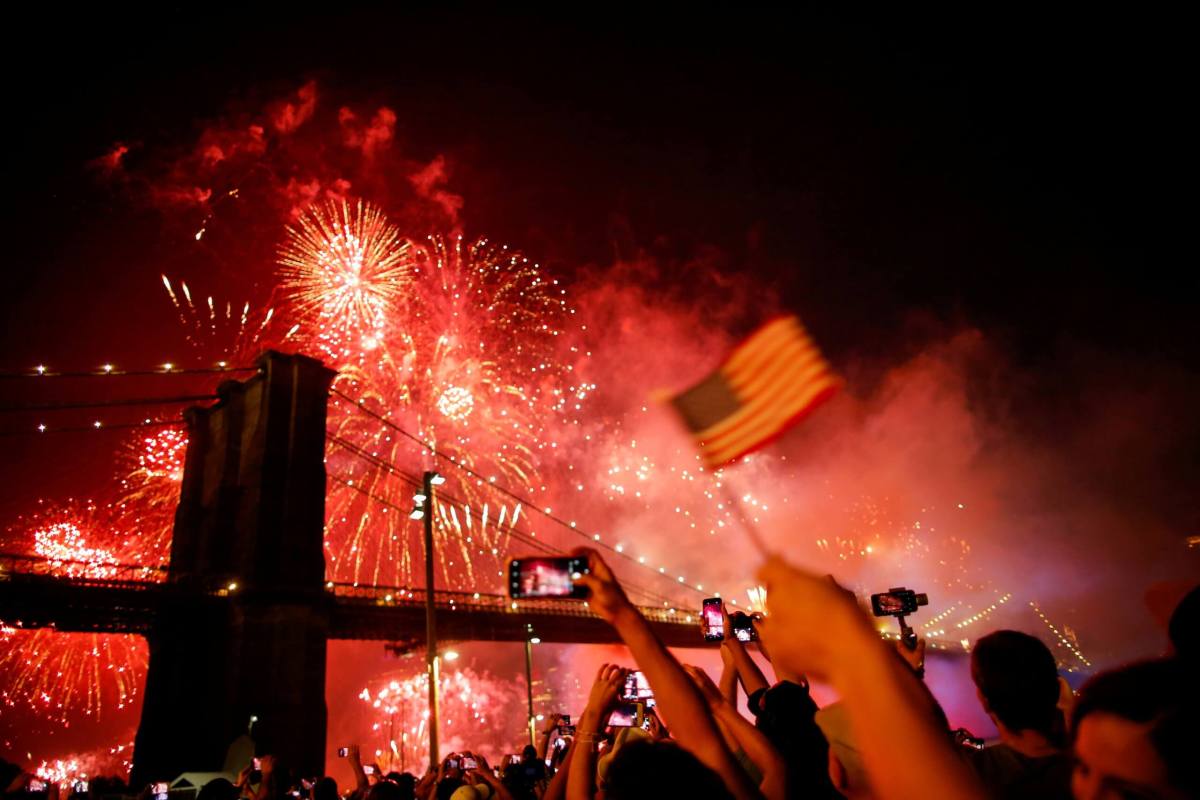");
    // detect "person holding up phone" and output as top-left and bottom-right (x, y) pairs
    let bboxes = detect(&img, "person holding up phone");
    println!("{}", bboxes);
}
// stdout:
(456, 753), (513, 800)
(755, 556), (984, 800)
(717, 600), (838, 798)
(570, 548), (759, 800)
